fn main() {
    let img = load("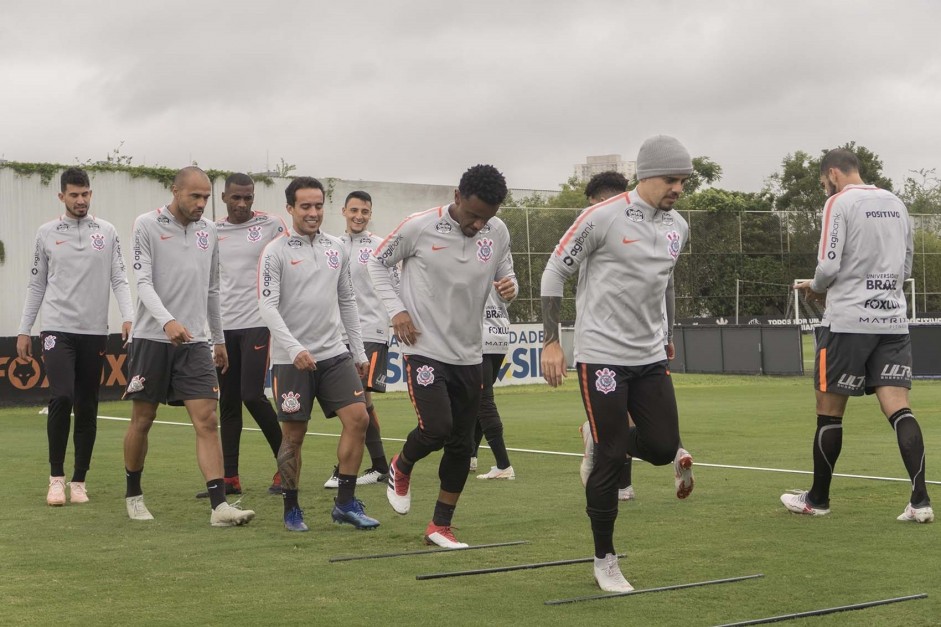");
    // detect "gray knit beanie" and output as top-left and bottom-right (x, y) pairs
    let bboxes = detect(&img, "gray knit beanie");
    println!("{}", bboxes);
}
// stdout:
(635, 135), (693, 180)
